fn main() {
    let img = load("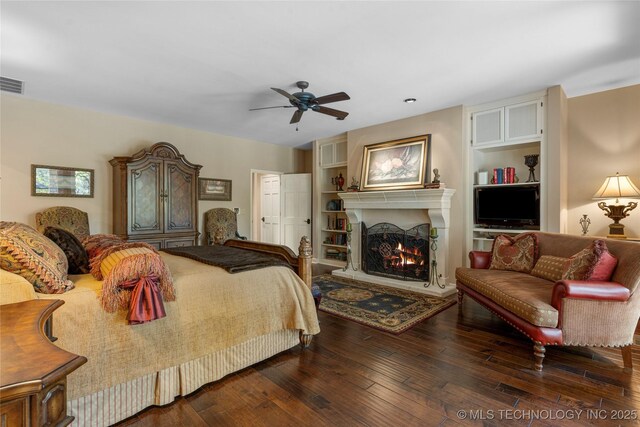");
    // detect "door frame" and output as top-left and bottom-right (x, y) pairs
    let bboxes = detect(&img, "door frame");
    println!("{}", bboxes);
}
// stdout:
(250, 169), (283, 241)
